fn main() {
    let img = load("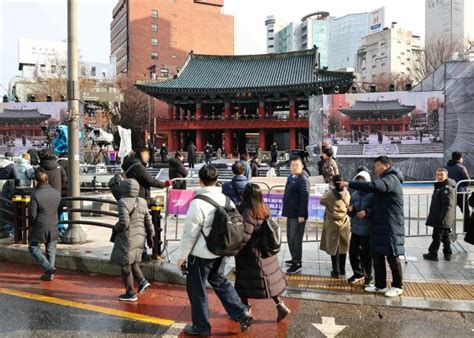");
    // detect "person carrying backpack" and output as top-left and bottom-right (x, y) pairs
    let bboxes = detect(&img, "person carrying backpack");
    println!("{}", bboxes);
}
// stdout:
(222, 161), (248, 205)
(36, 149), (67, 196)
(235, 183), (290, 322)
(177, 165), (253, 336)
(110, 179), (154, 302)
